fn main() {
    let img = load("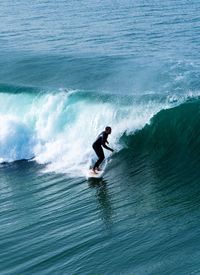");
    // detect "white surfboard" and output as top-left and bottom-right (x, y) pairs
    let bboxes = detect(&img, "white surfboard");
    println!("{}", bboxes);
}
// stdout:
(85, 154), (113, 180)
(86, 169), (104, 179)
